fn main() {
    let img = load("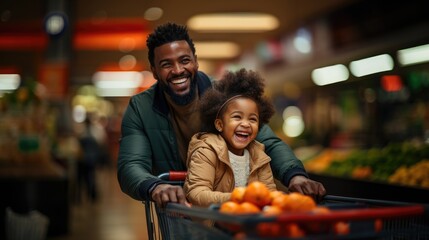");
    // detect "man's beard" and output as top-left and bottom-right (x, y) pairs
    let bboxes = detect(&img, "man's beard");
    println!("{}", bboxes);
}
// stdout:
(163, 77), (197, 105)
